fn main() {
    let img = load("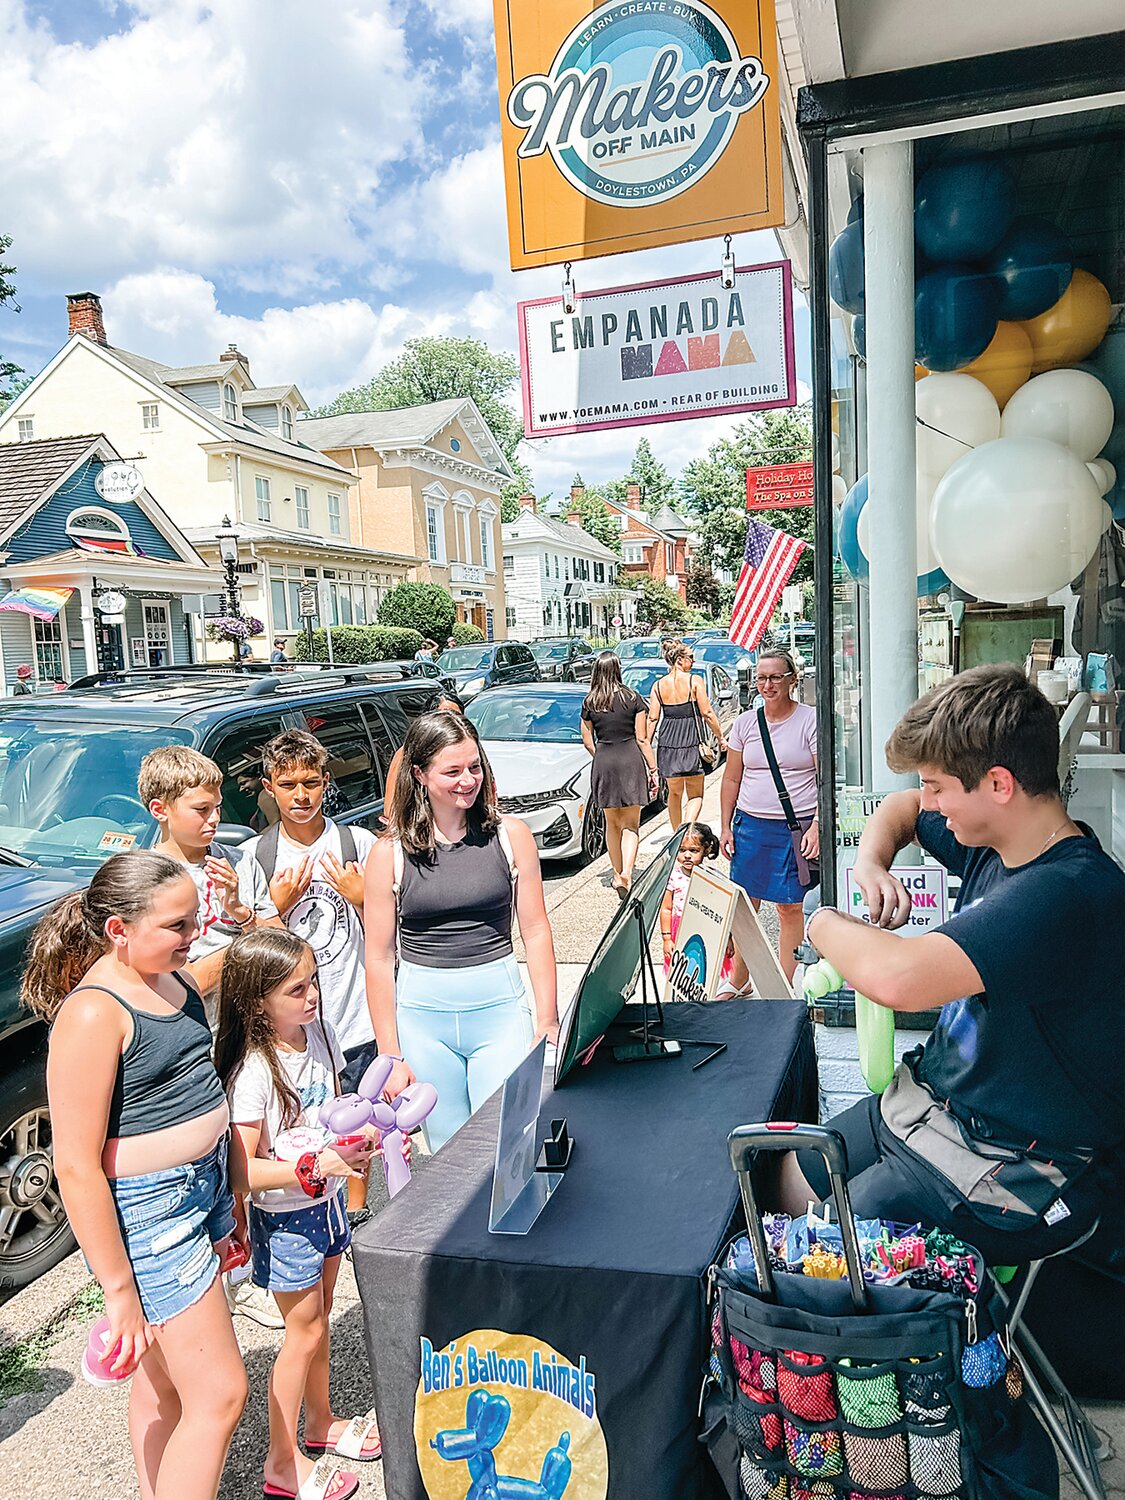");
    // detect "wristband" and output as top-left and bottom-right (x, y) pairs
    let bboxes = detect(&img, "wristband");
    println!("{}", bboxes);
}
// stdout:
(295, 1151), (327, 1199)
(803, 905), (839, 953)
